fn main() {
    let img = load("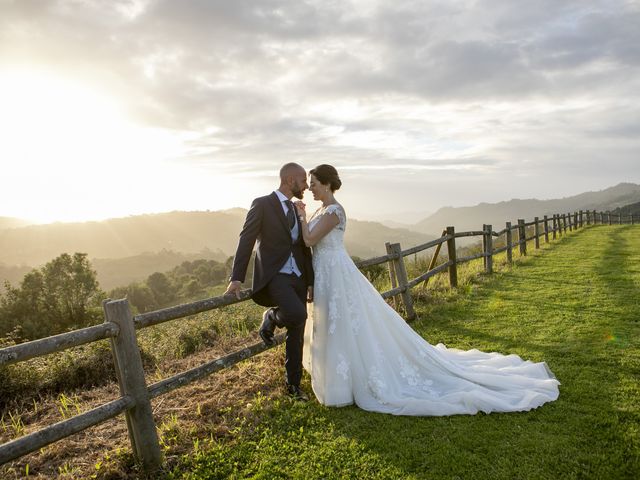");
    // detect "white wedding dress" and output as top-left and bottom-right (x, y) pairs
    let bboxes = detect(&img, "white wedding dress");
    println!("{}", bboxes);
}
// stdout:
(303, 203), (560, 416)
